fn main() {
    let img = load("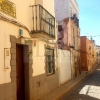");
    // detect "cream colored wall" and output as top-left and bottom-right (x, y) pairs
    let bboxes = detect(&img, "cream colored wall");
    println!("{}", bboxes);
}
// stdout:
(0, 0), (35, 30)
(0, 20), (31, 84)
(32, 0), (57, 76)
(35, 0), (55, 17)
(35, 0), (43, 5)
(43, 0), (55, 16)
(33, 39), (58, 77)
(0, 0), (58, 84)
(32, 40), (45, 76)
(58, 50), (71, 85)
(0, 21), (56, 84)
(0, 0), (33, 84)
